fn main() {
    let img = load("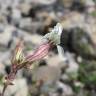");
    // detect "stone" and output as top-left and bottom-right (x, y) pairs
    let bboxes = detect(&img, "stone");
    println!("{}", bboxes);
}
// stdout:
(60, 27), (96, 60)
(64, 52), (79, 79)
(84, 0), (95, 13)
(5, 78), (28, 96)
(0, 25), (15, 45)
(32, 66), (61, 85)
(56, 81), (73, 96)
(26, 0), (57, 5)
